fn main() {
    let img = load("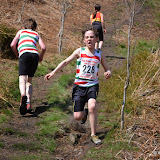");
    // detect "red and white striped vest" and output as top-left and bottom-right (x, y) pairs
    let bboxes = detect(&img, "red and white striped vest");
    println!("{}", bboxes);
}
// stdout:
(74, 47), (101, 87)
(18, 29), (39, 57)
